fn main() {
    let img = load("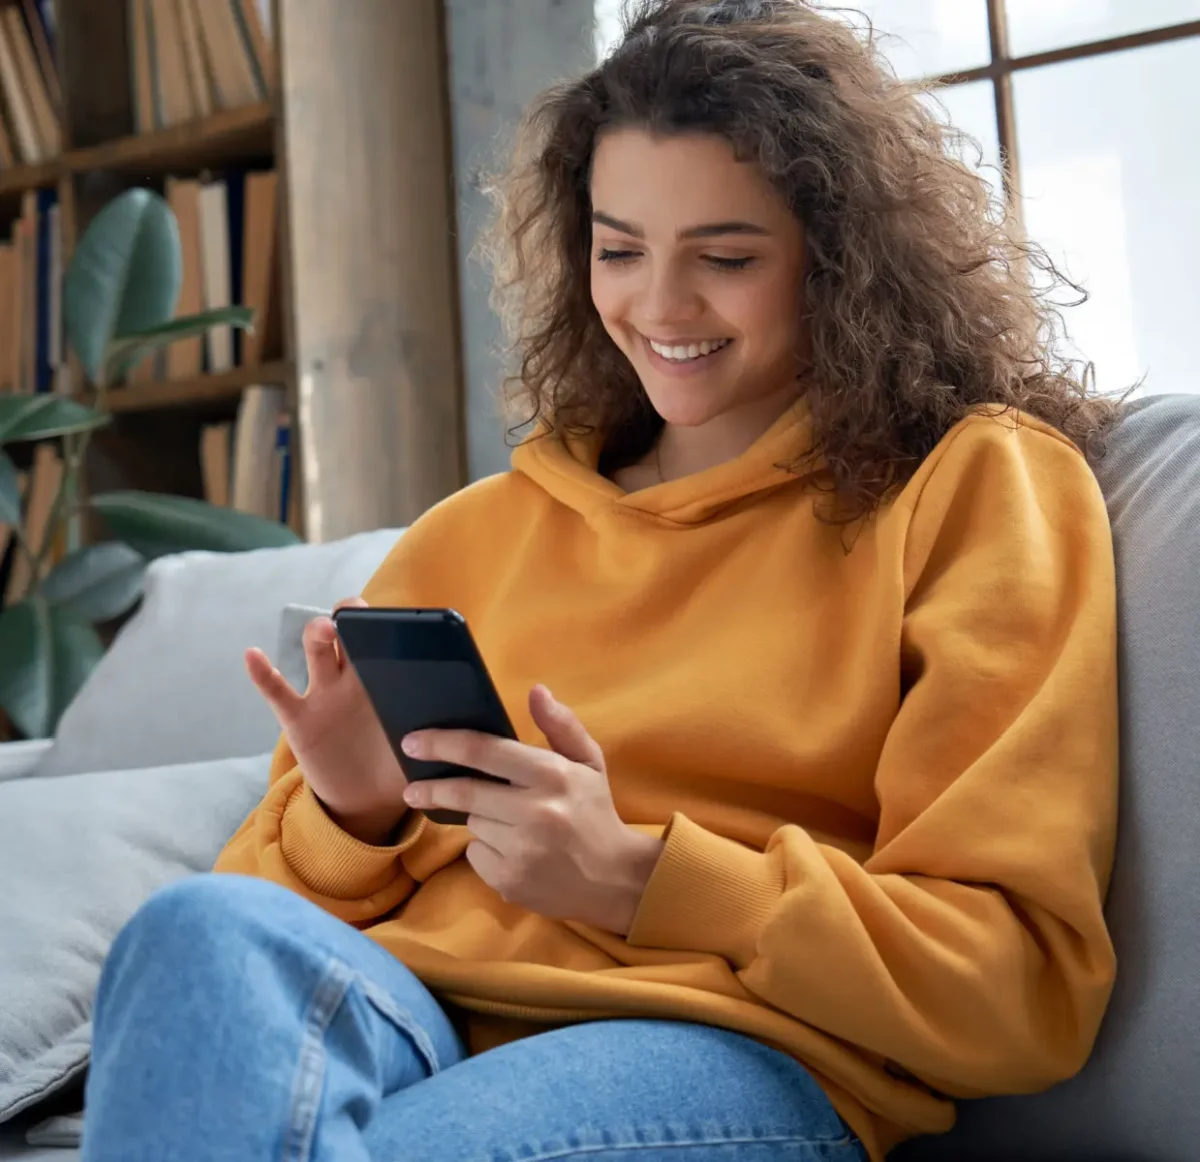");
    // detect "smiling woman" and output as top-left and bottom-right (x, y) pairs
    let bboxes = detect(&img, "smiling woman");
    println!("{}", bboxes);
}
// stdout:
(487, 0), (1121, 521)
(78, 4), (1121, 1162)
(588, 129), (809, 486)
